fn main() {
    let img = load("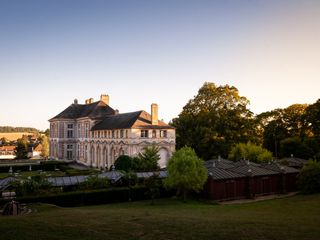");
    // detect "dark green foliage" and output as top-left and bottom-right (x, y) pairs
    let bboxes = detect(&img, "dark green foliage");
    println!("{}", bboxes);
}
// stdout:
(13, 175), (52, 196)
(165, 147), (208, 201)
(280, 137), (314, 159)
(0, 126), (39, 133)
(172, 82), (256, 159)
(10, 186), (172, 207)
(114, 155), (133, 171)
(144, 173), (162, 205)
(305, 99), (320, 137)
(14, 138), (29, 159)
(298, 160), (320, 194)
(79, 175), (109, 190)
(228, 142), (273, 163)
